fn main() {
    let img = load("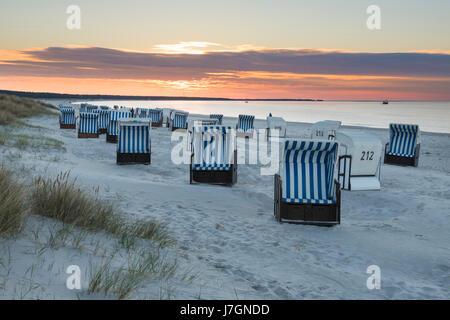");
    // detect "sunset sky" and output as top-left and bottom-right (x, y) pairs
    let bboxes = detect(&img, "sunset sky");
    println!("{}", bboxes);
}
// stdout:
(1, 0), (449, 100)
